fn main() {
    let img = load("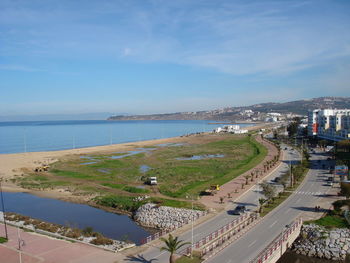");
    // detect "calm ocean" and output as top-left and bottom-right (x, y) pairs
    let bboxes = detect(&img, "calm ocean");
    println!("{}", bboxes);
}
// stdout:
(0, 120), (252, 154)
